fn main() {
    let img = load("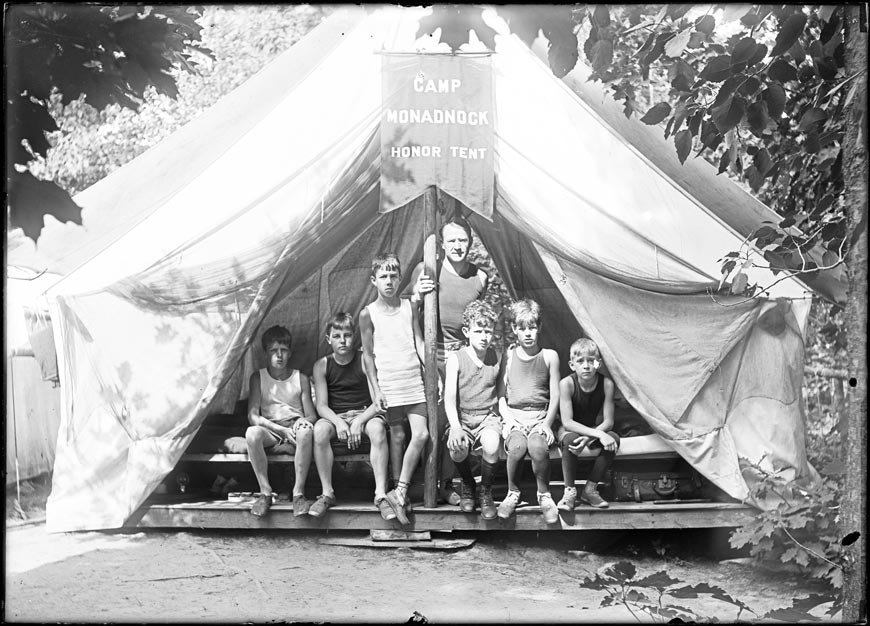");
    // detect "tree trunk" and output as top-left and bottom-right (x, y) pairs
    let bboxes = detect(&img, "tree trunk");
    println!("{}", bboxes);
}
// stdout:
(841, 5), (867, 622)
